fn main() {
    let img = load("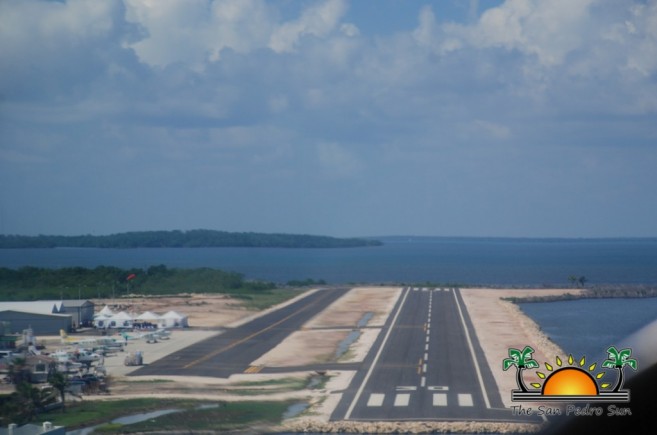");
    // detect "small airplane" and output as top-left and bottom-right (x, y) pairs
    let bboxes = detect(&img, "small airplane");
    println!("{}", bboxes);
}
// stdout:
(121, 328), (171, 344)
(60, 330), (101, 347)
(60, 330), (124, 353)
